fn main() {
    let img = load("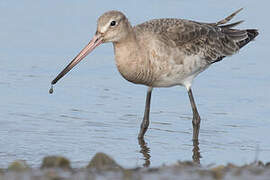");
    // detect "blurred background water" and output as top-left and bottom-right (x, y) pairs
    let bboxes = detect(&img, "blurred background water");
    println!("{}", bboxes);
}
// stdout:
(0, 0), (269, 168)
